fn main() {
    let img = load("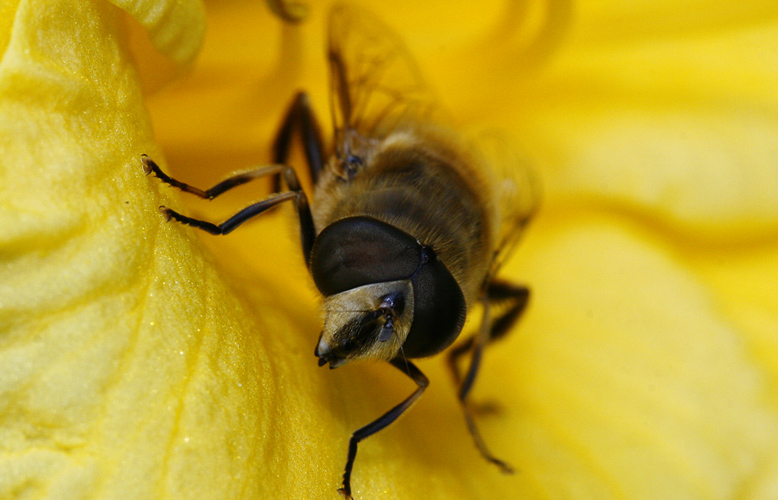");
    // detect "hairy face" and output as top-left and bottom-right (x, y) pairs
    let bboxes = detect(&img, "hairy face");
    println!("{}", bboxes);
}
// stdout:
(315, 280), (415, 368)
